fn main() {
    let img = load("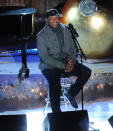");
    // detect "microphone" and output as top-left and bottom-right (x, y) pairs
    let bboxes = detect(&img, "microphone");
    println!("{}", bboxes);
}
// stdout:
(68, 23), (79, 37)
